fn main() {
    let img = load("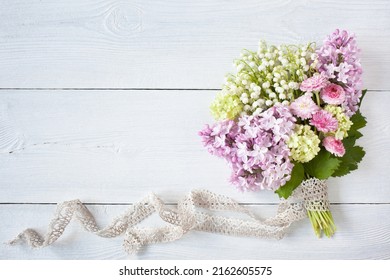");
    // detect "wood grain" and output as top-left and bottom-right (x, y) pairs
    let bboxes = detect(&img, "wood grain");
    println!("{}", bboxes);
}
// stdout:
(0, 0), (389, 89)
(1, 0), (389, 260)
(0, 90), (388, 204)
(1, 204), (389, 259)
